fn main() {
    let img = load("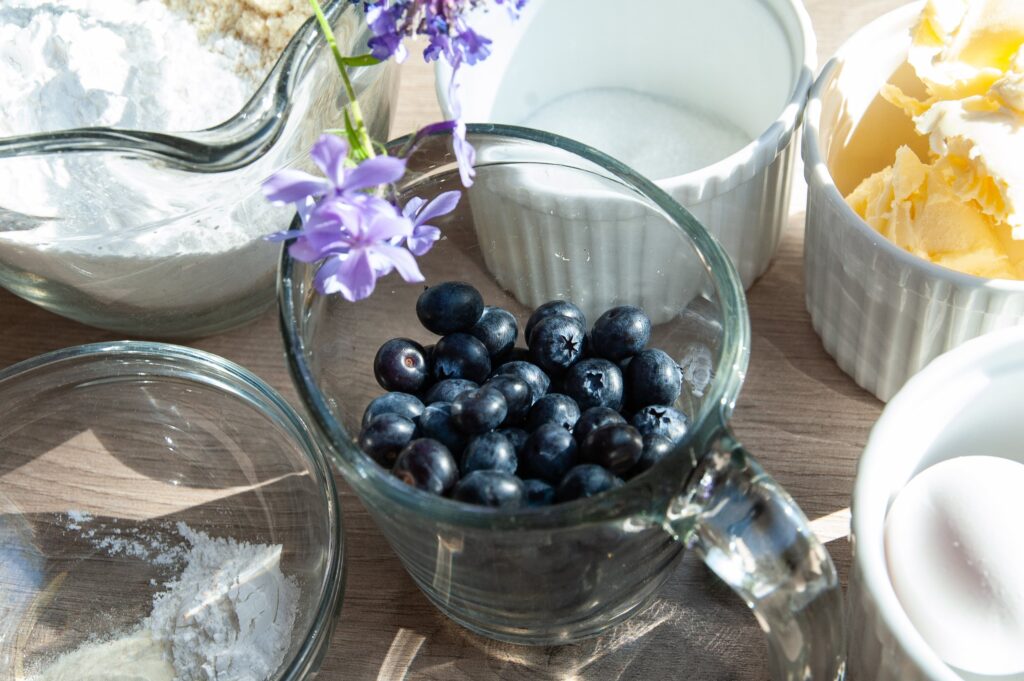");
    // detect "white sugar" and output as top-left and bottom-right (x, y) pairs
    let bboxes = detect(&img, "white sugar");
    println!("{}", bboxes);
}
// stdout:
(519, 87), (752, 180)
